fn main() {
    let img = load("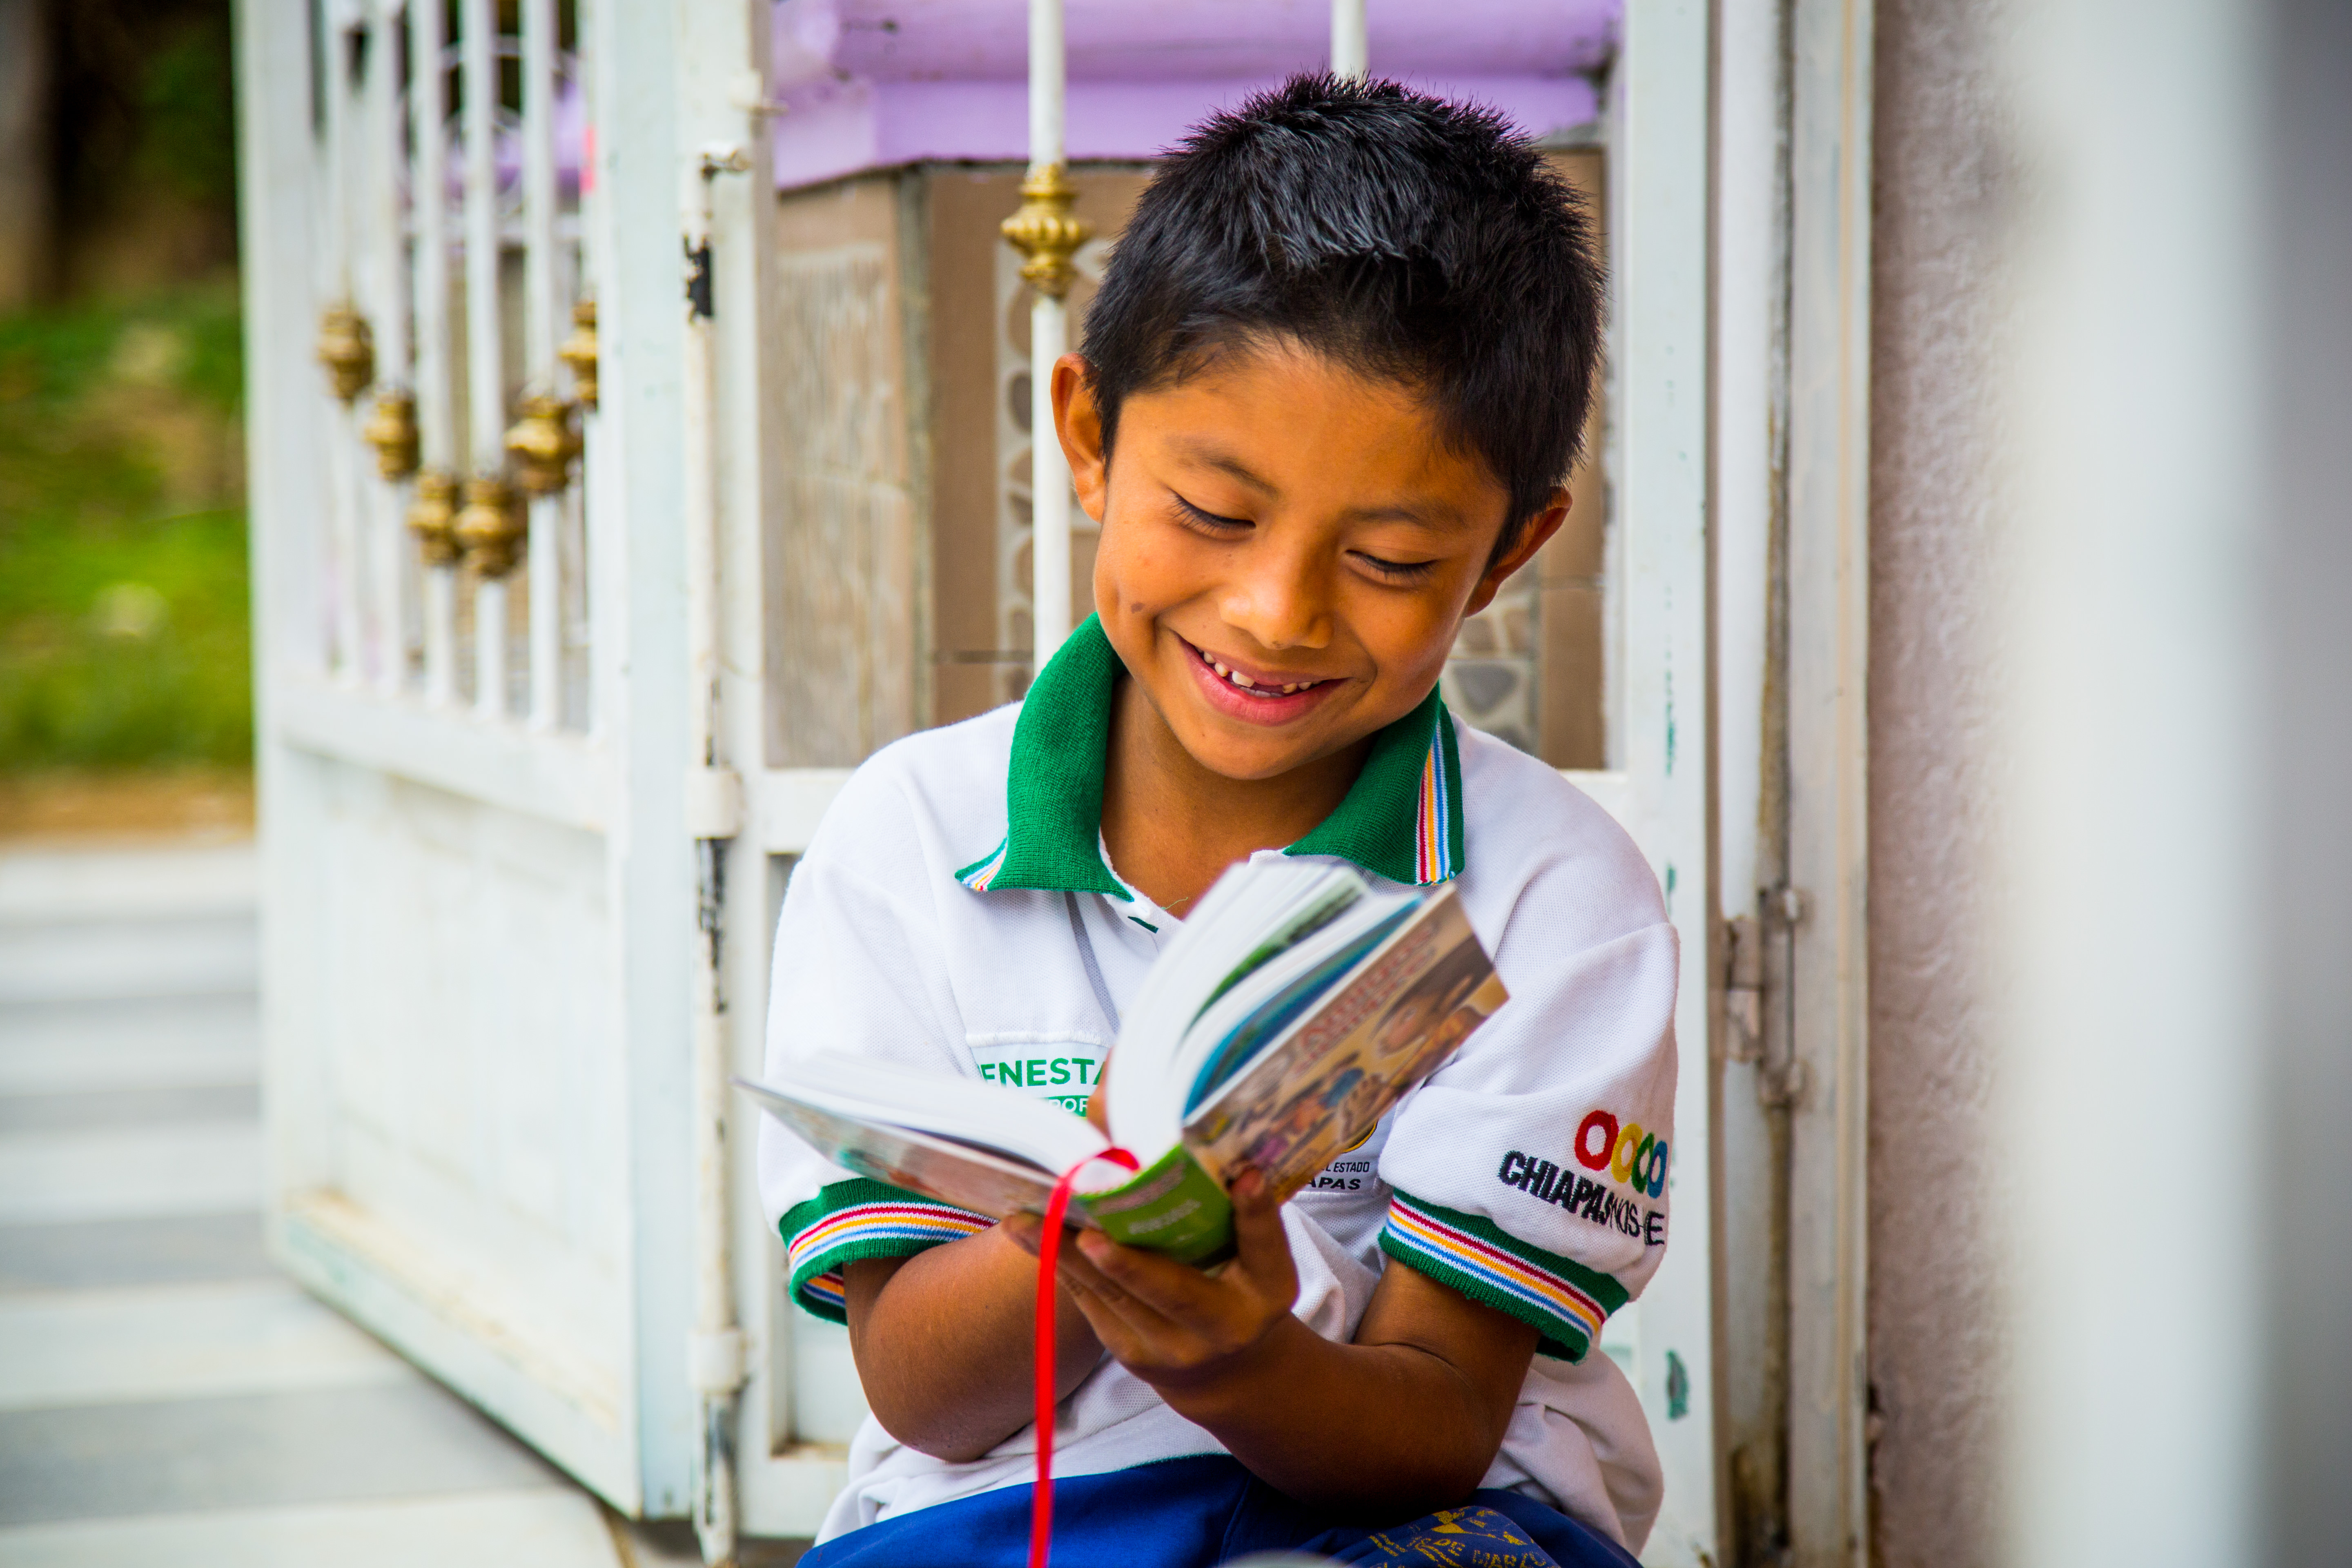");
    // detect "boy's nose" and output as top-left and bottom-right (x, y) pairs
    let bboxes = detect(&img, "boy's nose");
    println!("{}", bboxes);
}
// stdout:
(1218, 547), (1334, 652)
